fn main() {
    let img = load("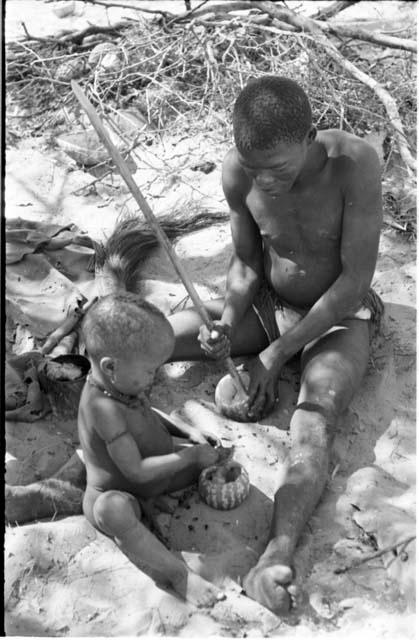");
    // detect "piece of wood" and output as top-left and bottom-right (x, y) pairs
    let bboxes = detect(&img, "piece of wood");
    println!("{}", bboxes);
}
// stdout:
(317, 20), (417, 53)
(71, 81), (247, 398)
(311, 1), (358, 21)
(334, 534), (416, 574)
